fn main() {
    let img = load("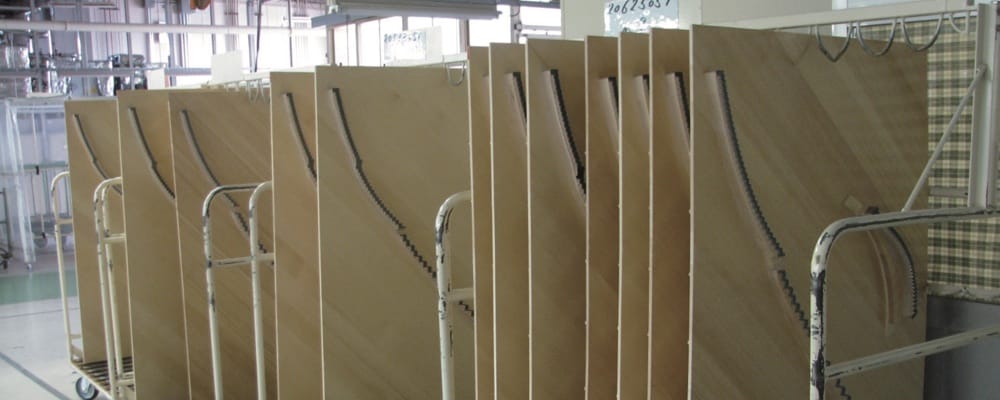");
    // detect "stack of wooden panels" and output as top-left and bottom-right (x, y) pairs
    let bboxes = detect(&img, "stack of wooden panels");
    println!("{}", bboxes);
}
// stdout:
(57, 23), (928, 400)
